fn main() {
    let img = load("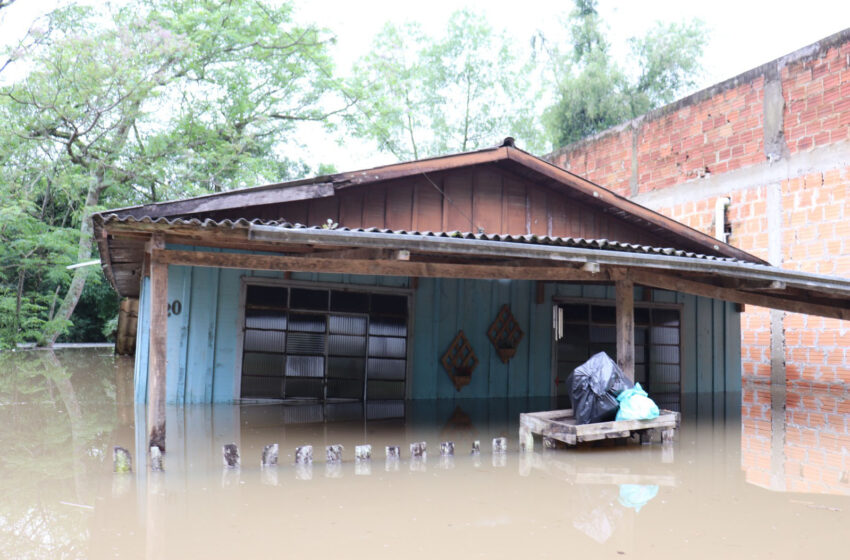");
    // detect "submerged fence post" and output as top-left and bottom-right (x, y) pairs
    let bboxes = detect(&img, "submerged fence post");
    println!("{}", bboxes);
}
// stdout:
(410, 442), (426, 458)
(113, 446), (132, 474)
(223, 443), (240, 468)
(150, 446), (163, 472)
(262, 444), (279, 467)
(295, 445), (313, 464)
(439, 442), (455, 470)
(354, 445), (371, 474)
(492, 437), (507, 454)
(326, 444), (344, 463)
(385, 446), (400, 472)
(325, 446), (343, 478)
(355, 445), (372, 461)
